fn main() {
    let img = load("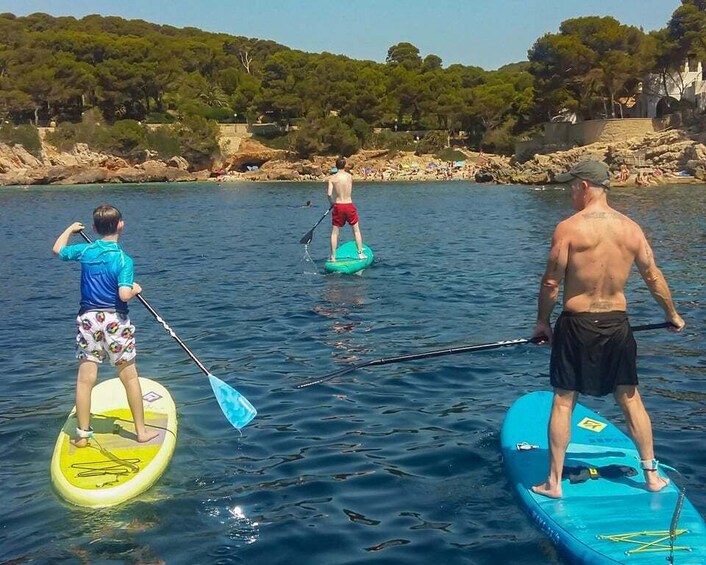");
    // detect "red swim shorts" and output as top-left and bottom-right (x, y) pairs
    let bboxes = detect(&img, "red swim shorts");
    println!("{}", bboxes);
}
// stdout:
(332, 203), (359, 227)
